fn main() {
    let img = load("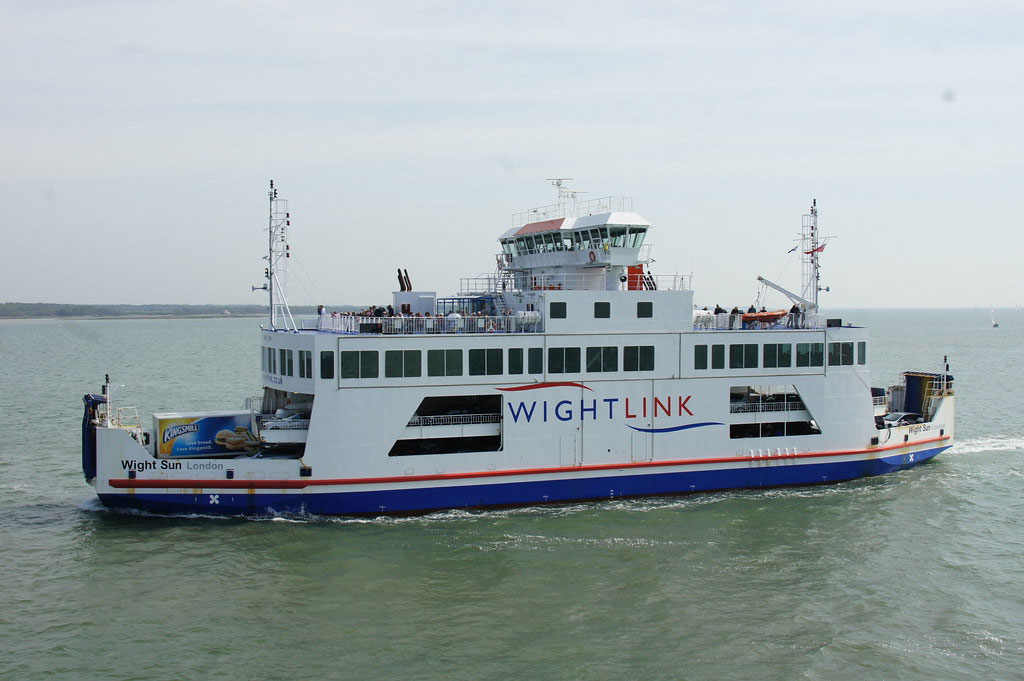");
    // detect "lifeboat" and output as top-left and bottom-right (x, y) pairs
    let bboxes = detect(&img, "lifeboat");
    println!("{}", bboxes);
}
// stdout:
(742, 309), (789, 327)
